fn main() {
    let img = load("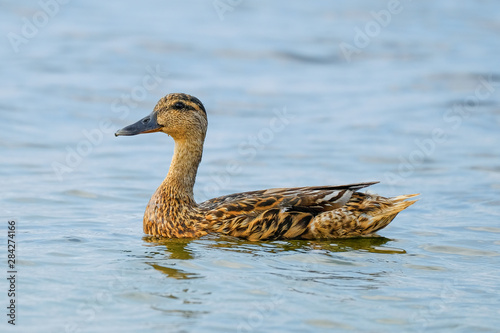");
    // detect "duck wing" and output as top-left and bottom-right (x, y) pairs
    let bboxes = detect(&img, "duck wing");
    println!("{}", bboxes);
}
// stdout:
(199, 181), (377, 213)
(199, 181), (379, 240)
